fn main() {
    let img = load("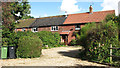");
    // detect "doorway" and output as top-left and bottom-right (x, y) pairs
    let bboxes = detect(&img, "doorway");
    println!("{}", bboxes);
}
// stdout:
(61, 35), (68, 45)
